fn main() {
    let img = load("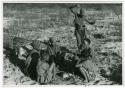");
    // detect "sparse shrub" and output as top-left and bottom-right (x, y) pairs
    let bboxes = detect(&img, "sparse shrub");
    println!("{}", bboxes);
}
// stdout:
(110, 64), (122, 84)
(93, 33), (105, 39)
